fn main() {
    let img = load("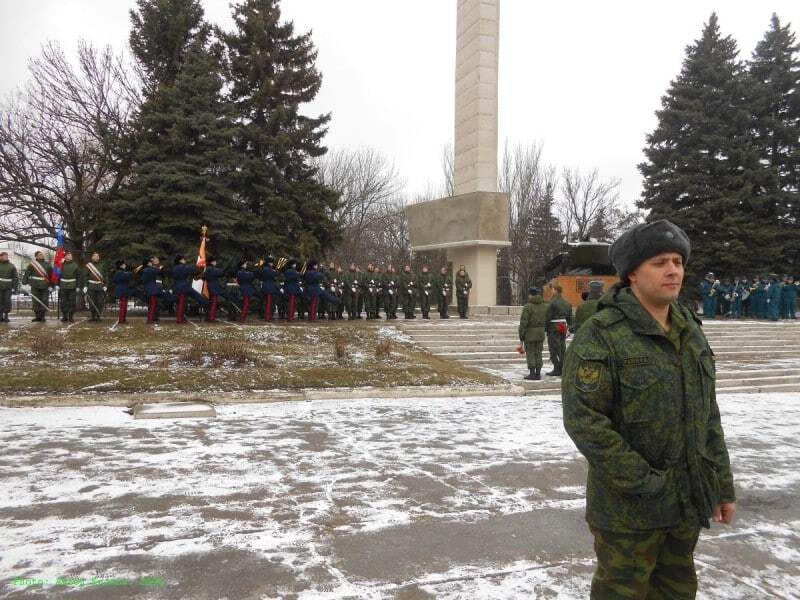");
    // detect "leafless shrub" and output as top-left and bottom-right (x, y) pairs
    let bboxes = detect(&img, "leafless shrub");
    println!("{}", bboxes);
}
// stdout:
(181, 338), (252, 367)
(334, 336), (349, 361)
(375, 339), (392, 359)
(30, 329), (65, 357)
